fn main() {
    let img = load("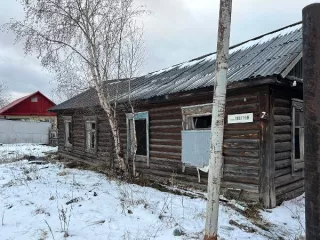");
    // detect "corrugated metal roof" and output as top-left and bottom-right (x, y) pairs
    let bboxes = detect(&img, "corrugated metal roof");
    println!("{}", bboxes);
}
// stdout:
(51, 22), (302, 111)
